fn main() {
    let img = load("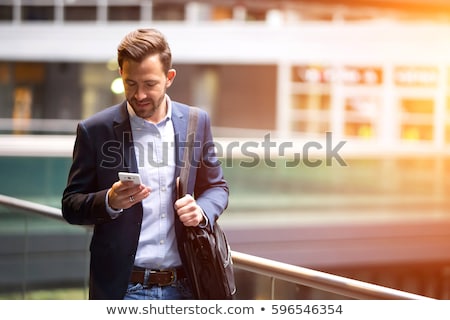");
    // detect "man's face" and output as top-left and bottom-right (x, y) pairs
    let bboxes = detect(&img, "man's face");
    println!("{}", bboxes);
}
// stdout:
(120, 54), (175, 121)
